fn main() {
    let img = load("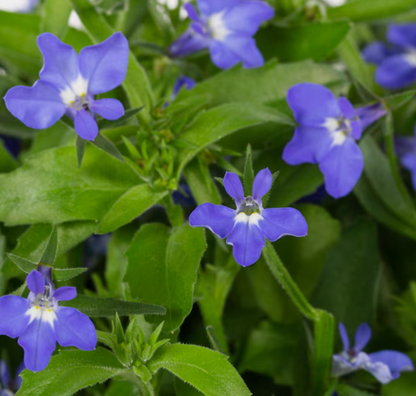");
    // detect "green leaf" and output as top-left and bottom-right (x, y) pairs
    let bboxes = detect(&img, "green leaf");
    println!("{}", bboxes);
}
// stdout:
(184, 156), (222, 206)
(148, 344), (252, 396)
(176, 103), (293, 176)
(76, 135), (86, 168)
(125, 223), (206, 333)
(41, 0), (72, 39)
(60, 294), (166, 317)
(328, 0), (416, 21)
(382, 365), (416, 396)
(0, 141), (18, 173)
(98, 184), (169, 234)
(40, 226), (58, 265)
(243, 145), (255, 197)
(257, 21), (351, 63)
(0, 146), (139, 226)
(91, 133), (125, 163)
(70, 0), (153, 126)
(312, 220), (381, 332)
(17, 348), (129, 396)
(53, 267), (87, 282)
(383, 90), (416, 112)
(6, 253), (37, 273)
(337, 384), (377, 395)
